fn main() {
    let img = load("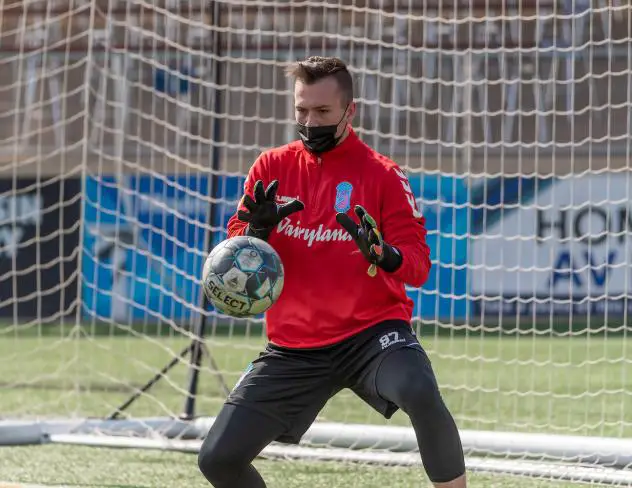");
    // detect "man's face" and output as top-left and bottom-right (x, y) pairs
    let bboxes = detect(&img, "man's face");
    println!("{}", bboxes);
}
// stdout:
(294, 77), (355, 138)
